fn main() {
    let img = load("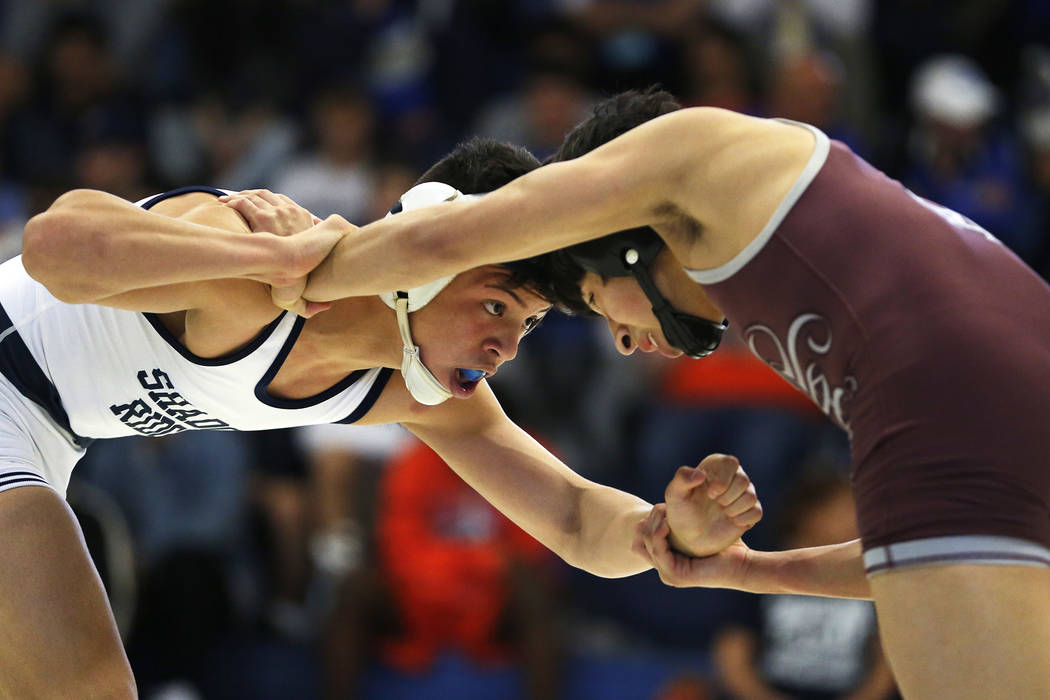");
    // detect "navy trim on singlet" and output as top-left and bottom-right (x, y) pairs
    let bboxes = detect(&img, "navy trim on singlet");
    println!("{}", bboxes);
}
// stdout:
(143, 311), (288, 367)
(334, 367), (393, 424)
(0, 303), (93, 448)
(139, 185), (229, 210)
(253, 316), (387, 410)
(0, 471), (50, 488)
(139, 185), (290, 366)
